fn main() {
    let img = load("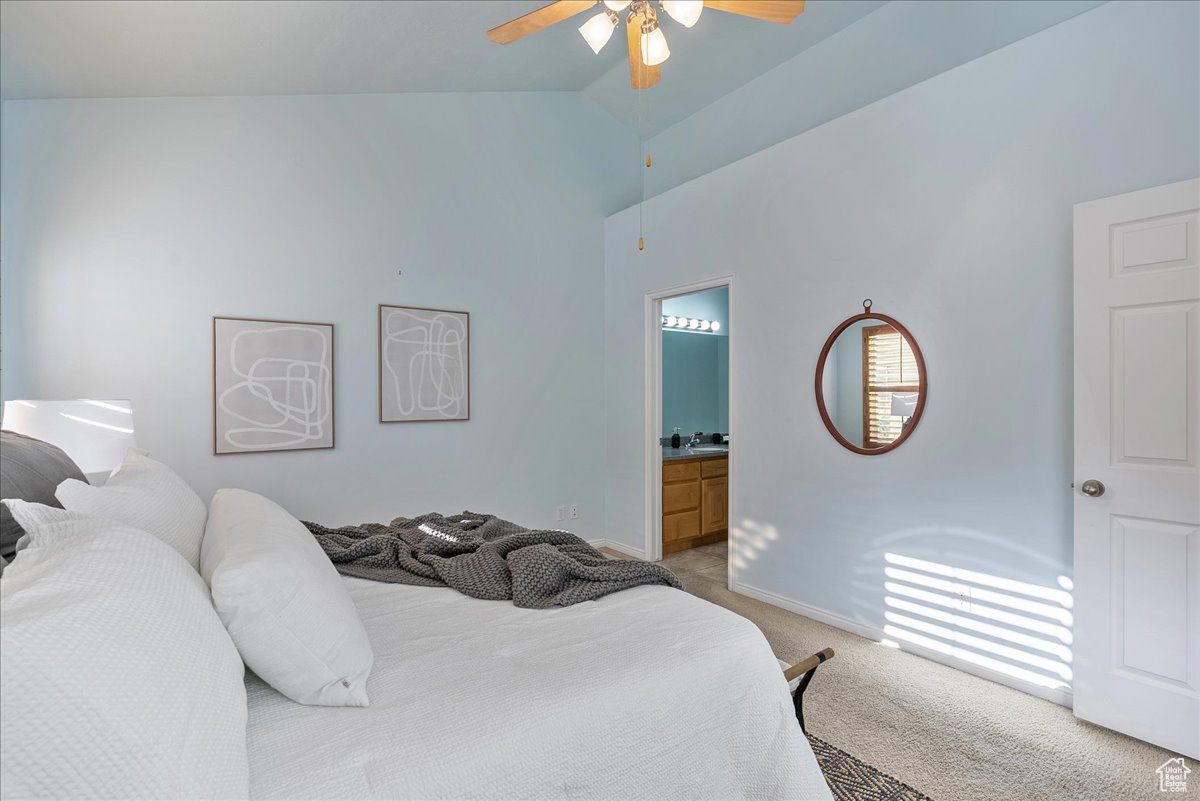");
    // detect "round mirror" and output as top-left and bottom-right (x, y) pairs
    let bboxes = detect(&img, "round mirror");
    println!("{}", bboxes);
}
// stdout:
(814, 302), (927, 455)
